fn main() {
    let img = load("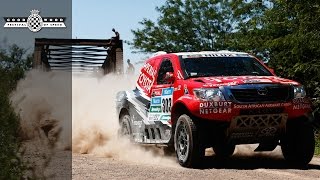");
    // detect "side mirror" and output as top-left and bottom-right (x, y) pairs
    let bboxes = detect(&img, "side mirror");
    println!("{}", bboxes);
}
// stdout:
(164, 72), (175, 83)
